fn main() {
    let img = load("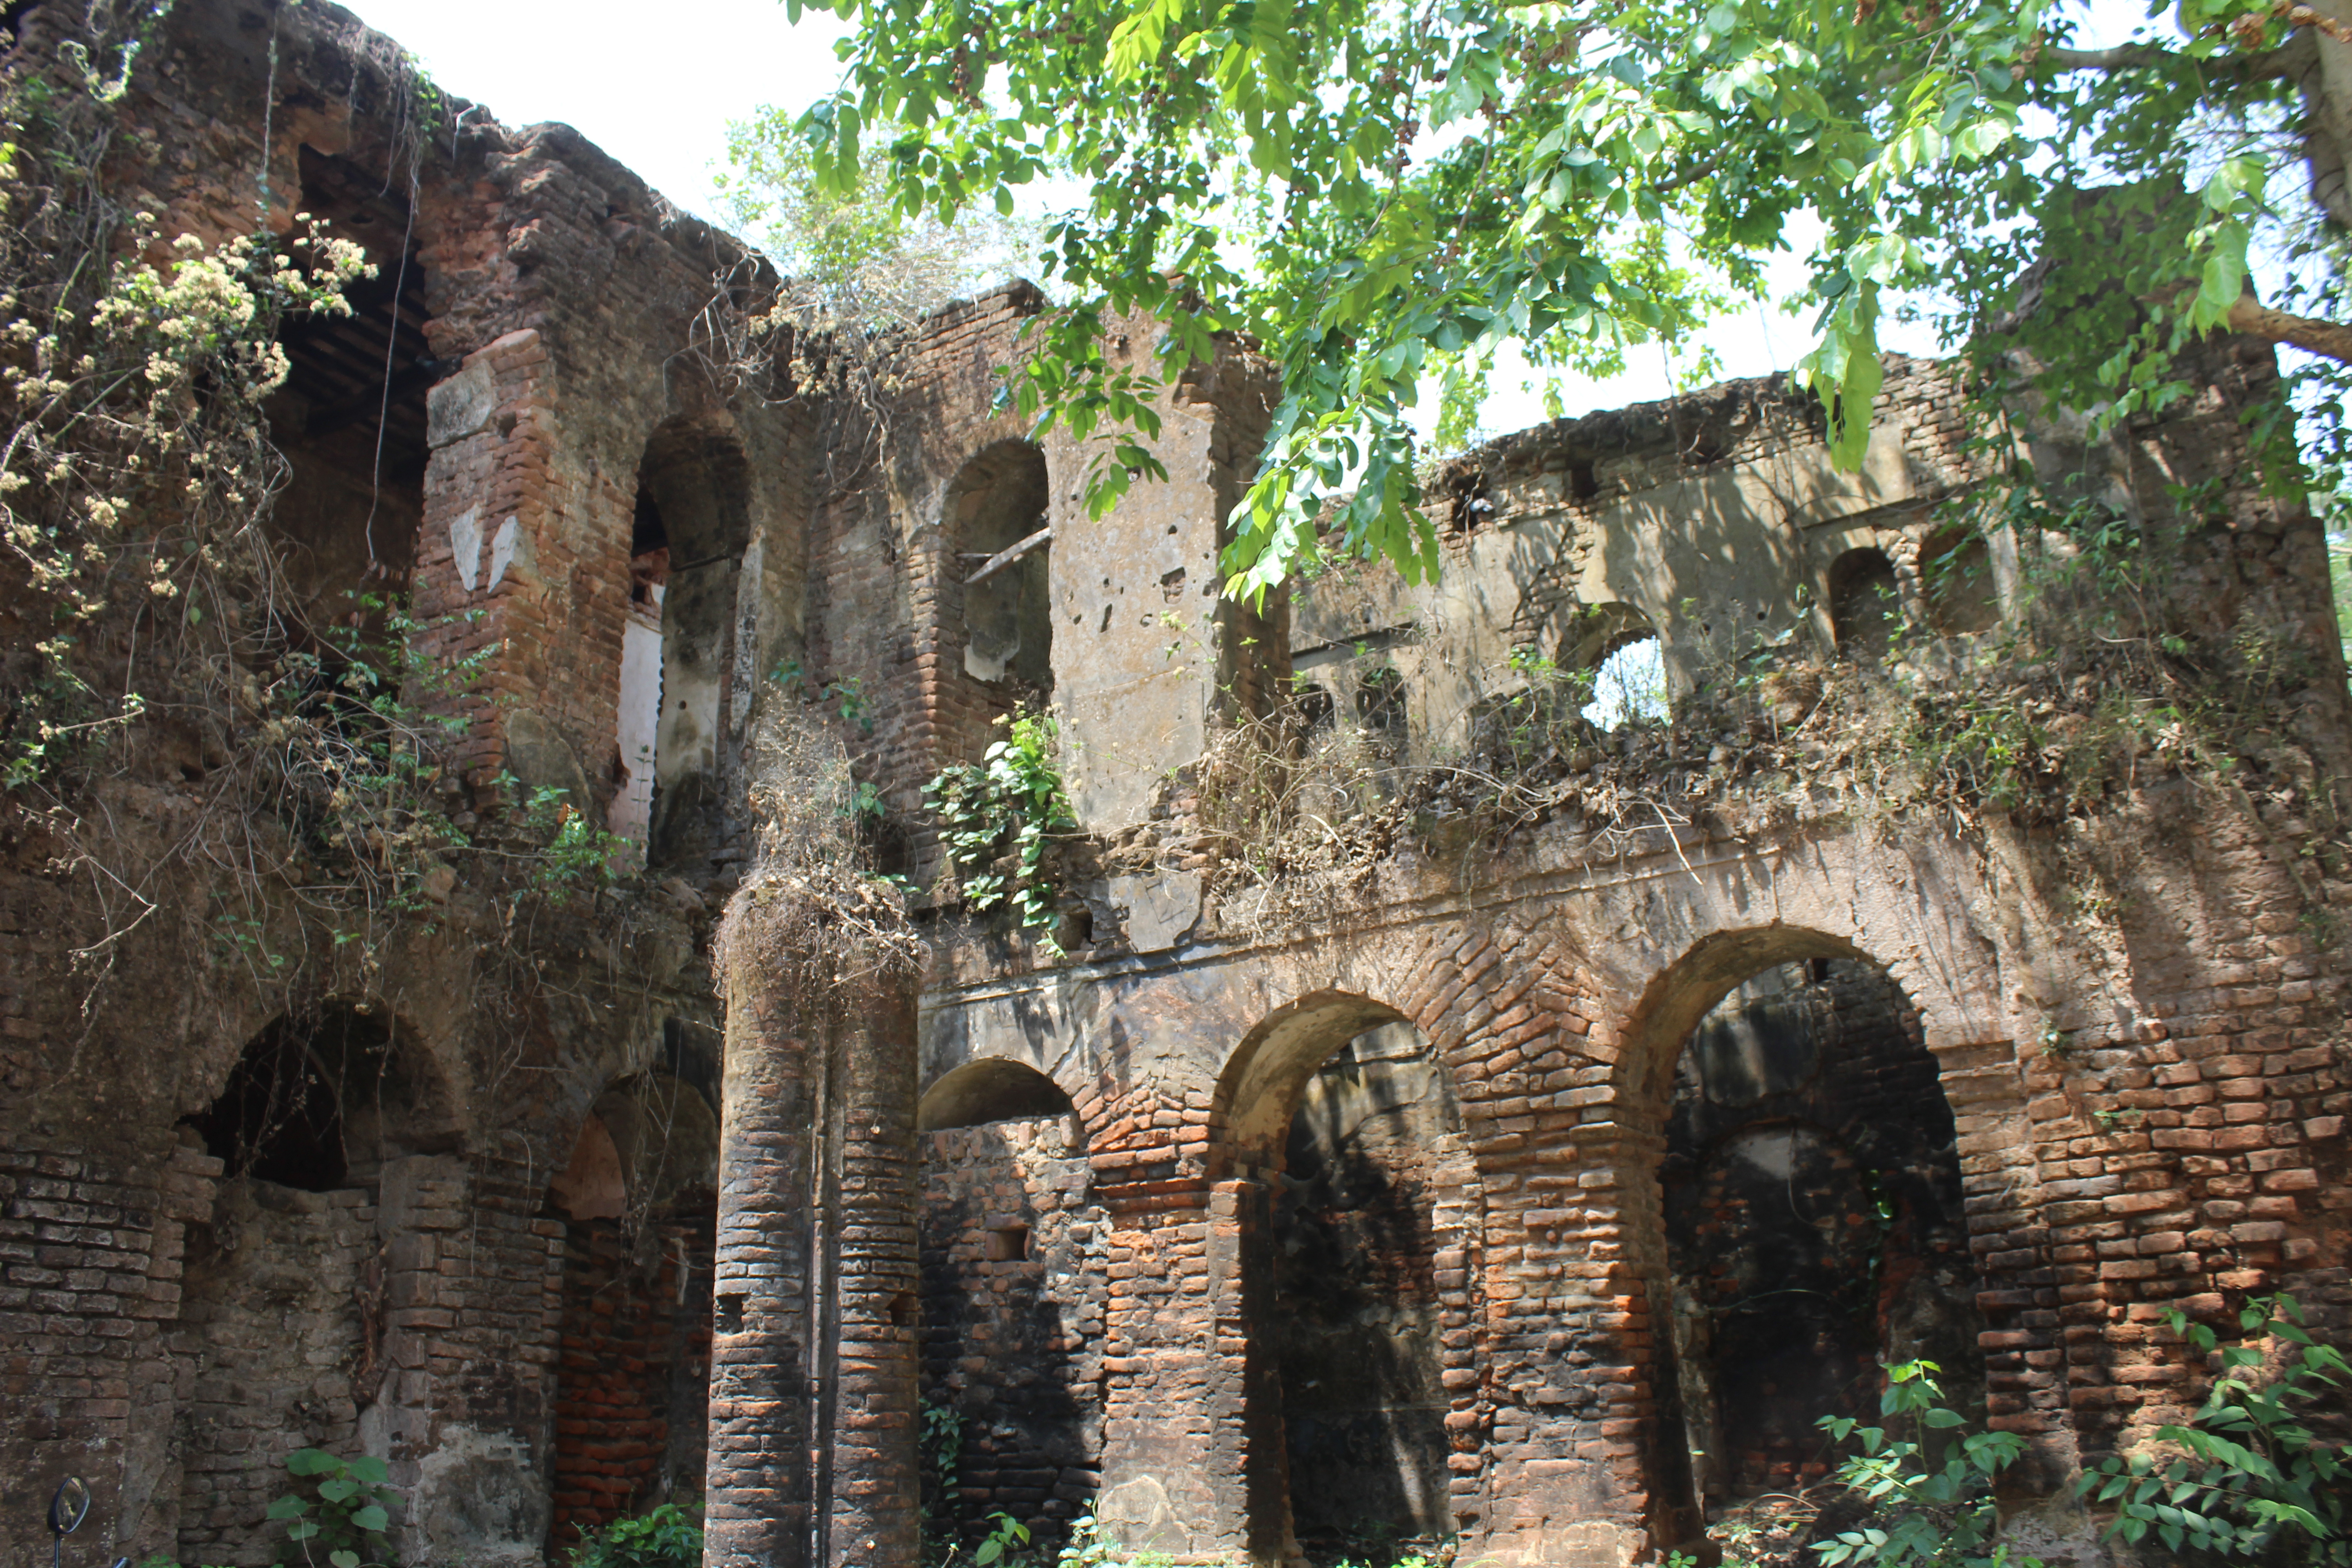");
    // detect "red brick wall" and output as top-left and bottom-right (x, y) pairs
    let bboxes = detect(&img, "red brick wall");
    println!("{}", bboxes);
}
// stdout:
(547, 1210), (715, 1549)
(917, 1116), (1107, 1548)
